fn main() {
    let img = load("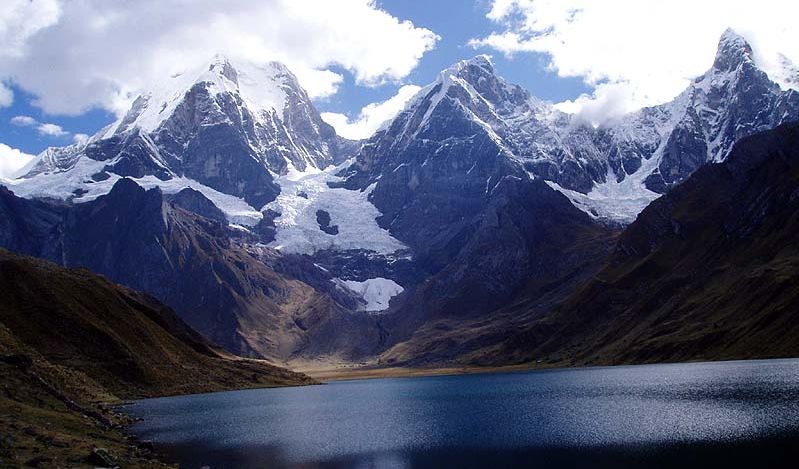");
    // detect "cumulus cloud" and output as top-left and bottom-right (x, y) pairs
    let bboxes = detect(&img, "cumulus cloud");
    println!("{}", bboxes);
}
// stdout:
(0, 143), (35, 179)
(10, 115), (70, 137)
(321, 85), (422, 139)
(470, 0), (799, 121)
(0, 0), (438, 117)
(73, 133), (89, 144)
